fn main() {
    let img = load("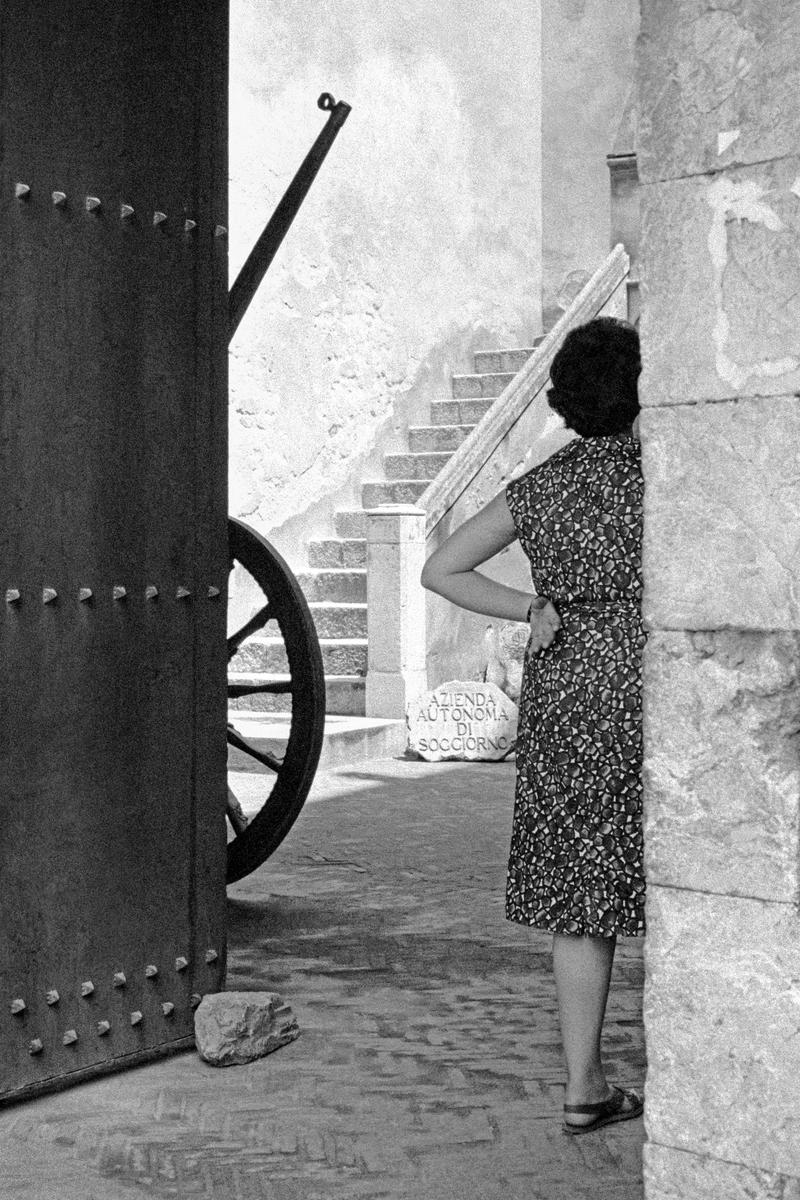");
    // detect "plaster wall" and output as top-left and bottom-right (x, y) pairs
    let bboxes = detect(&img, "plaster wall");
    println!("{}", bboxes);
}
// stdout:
(229, 0), (542, 564)
(541, 0), (639, 326)
(637, 3), (800, 1195)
